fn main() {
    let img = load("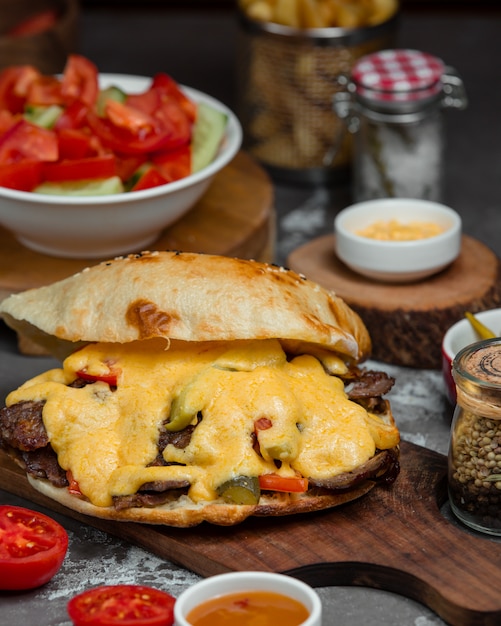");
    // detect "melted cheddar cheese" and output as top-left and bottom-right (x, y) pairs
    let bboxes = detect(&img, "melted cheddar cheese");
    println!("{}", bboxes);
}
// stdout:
(6, 338), (395, 508)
